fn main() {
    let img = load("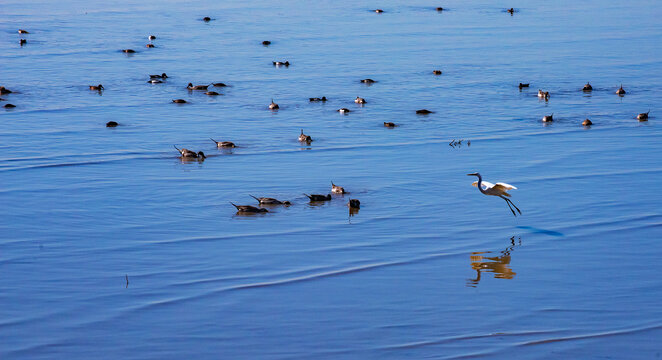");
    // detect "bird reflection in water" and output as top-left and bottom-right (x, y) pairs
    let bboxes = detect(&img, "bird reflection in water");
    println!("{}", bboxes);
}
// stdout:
(467, 236), (521, 287)
(179, 156), (205, 164)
